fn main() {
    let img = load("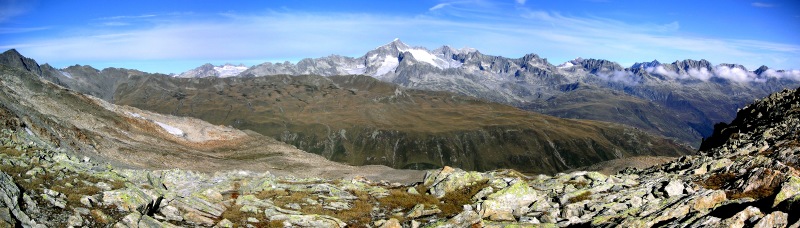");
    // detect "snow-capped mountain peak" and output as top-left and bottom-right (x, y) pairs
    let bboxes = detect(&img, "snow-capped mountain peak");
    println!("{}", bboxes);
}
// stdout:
(214, 64), (248, 78)
(557, 57), (584, 68)
(176, 63), (248, 78)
